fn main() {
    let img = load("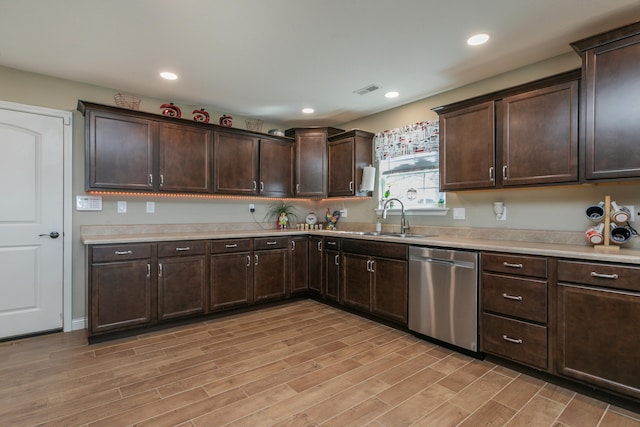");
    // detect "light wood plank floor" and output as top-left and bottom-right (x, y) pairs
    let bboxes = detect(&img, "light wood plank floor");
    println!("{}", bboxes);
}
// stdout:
(1, 300), (638, 426)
